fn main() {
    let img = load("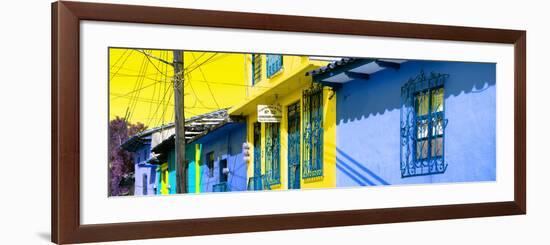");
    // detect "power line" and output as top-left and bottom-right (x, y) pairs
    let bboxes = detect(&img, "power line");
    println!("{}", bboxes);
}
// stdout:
(147, 51), (165, 122)
(112, 52), (219, 102)
(125, 53), (149, 121)
(191, 52), (221, 109)
(110, 50), (133, 81)
(185, 52), (206, 69)
(134, 49), (173, 66)
(146, 57), (174, 127)
(137, 49), (173, 78)
(110, 92), (222, 110)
